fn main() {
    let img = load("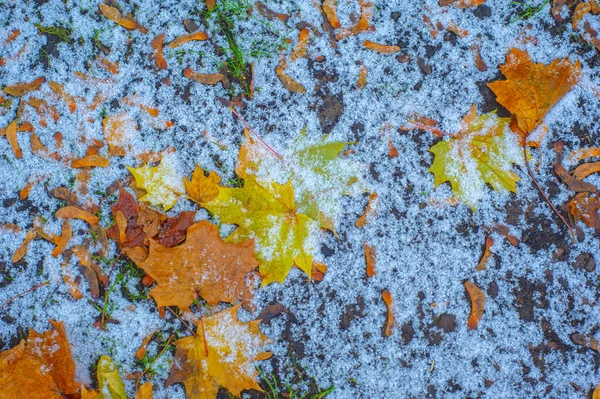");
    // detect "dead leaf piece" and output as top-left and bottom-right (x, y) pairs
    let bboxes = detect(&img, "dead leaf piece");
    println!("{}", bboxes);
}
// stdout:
(72, 154), (110, 168)
(3, 77), (46, 97)
(555, 164), (596, 192)
(323, 0), (341, 28)
(465, 281), (485, 330)
(356, 65), (368, 89)
(5, 29), (20, 44)
(364, 243), (376, 278)
(571, 333), (599, 351)
(135, 331), (155, 360)
(552, 0), (567, 22)
(152, 211), (196, 248)
(447, 22), (468, 38)
(363, 40), (400, 53)
(275, 65), (306, 93)
(52, 221), (72, 258)
(569, 192), (600, 231)
(99, 4), (138, 30)
(55, 206), (99, 225)
(12, 230), (36, 263)
(206, 0), (216, 11)
(573, 3), (592, 30)
(573, 162), (600, 181)
(312, 262), (327, 282)
(476, 236), (494, 271)
(568, 147), (600, 162)
(72, 245), (105, 298)
(487, 48), (581, 138)
(255, 2), (289, 22)
(185, 166), (221, 204)
(355, 193), (379, 228)
(183, 68), (223, 85)
(136, 382), (154, 399)
(49, 81), (76, 113)
(439, 0), (485, 7)
(134, 221), (258, 310)
(151, 34), (167, 70)
(594, 384), (600, 399)
(382, 289), (394, 336)
(290, 28), (310, 62)
(168, 31), (208, 48)
(3, 120), (21, 158)
(103, 113), (138, 156)
(166, 305), (270, 399)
